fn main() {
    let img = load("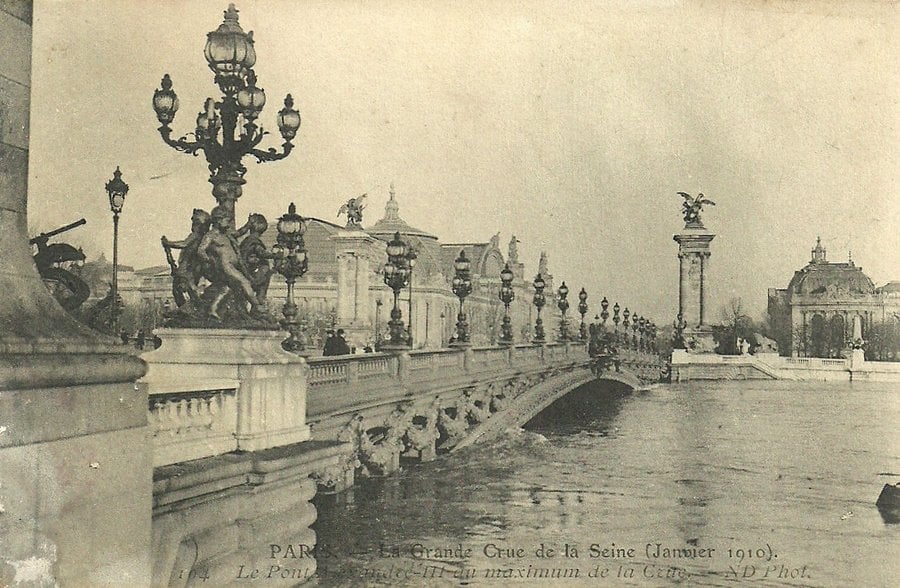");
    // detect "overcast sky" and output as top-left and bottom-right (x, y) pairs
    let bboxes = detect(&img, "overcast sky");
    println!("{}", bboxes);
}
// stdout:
(27, 0), (898, 323)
